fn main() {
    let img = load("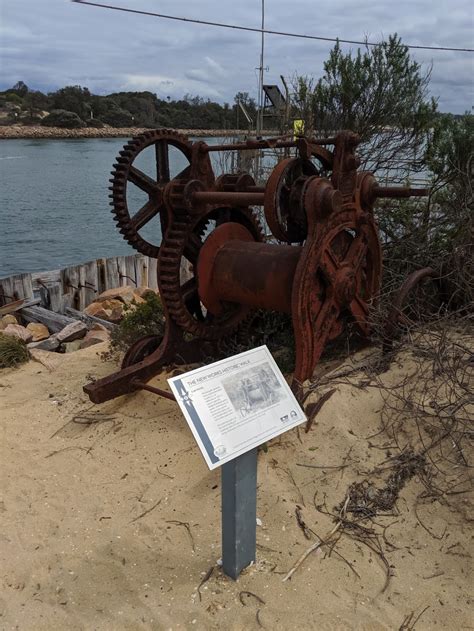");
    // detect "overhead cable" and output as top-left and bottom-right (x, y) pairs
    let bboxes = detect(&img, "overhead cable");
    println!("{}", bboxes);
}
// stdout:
(71, 1), (474, 53)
